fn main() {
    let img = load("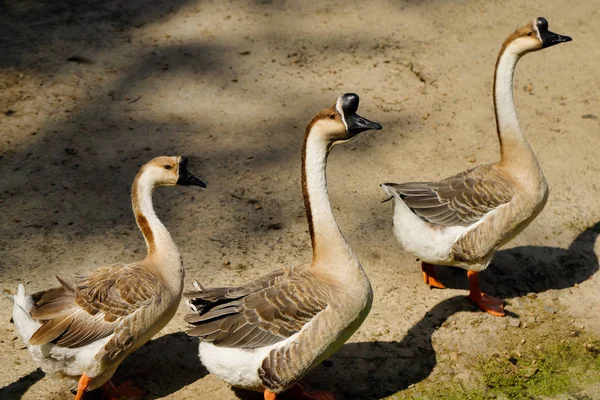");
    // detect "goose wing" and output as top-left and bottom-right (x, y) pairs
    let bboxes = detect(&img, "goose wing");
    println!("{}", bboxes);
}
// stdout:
(28, 265), (163, 358)
(184, 267), (330, 349)
(385, 166), (515, 227)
